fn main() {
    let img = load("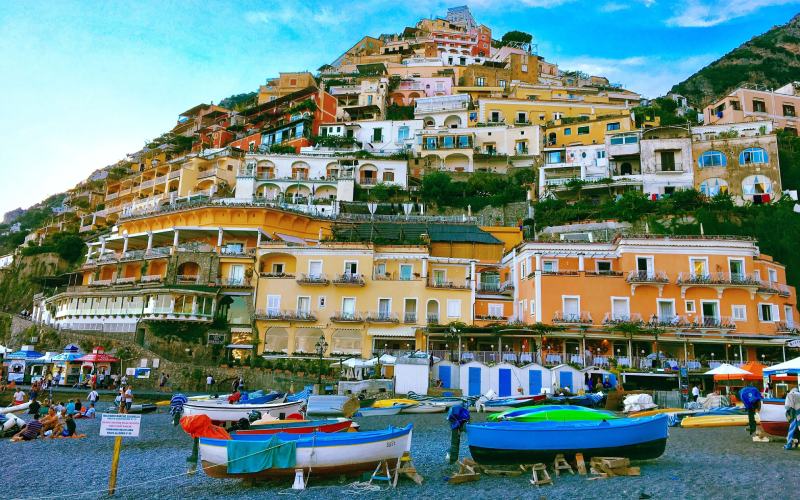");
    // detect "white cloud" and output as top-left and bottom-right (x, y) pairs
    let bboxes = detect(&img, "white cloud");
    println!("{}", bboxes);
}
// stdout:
(666, 0), (799, 28)
(600, 3), (629, 13)
(518, 0), (575, 6)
